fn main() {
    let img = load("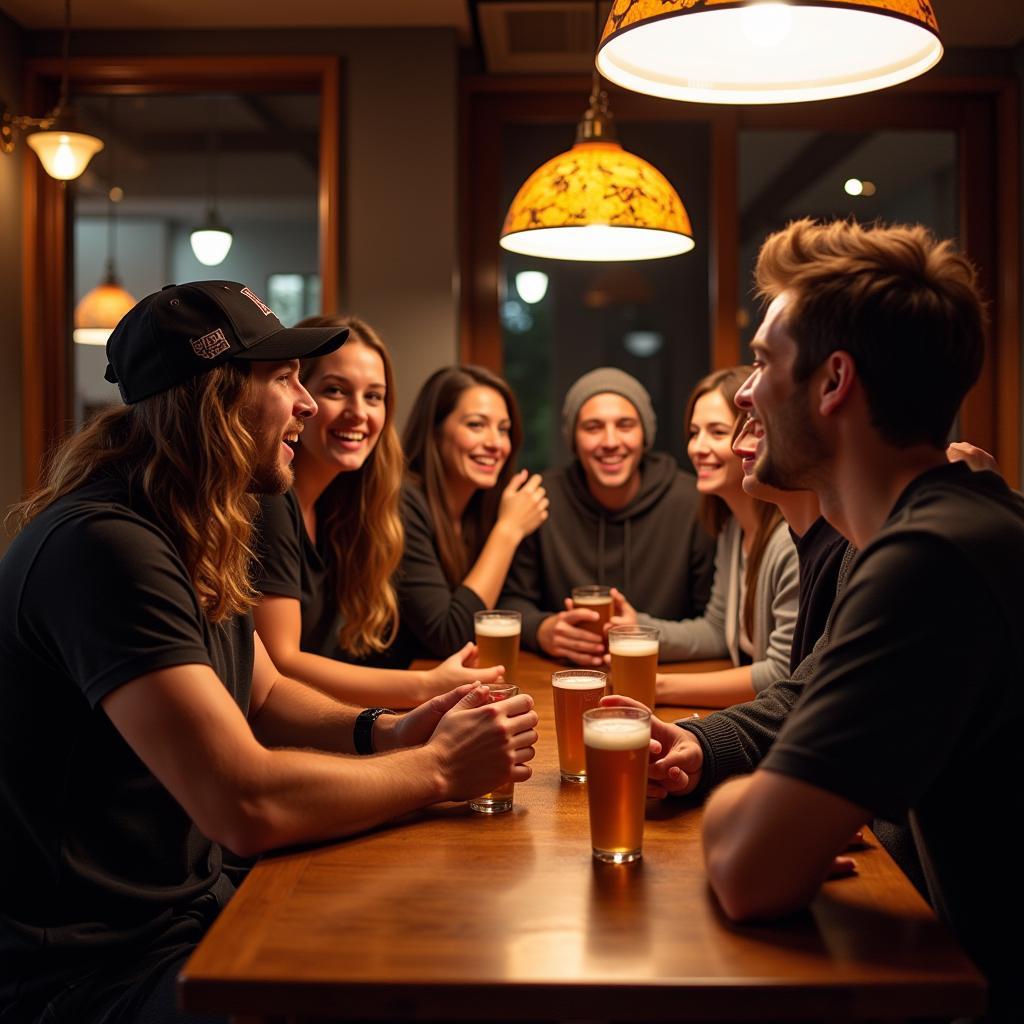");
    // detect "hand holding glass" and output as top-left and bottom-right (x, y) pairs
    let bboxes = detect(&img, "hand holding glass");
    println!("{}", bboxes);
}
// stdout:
(469, 682), (520, 814)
